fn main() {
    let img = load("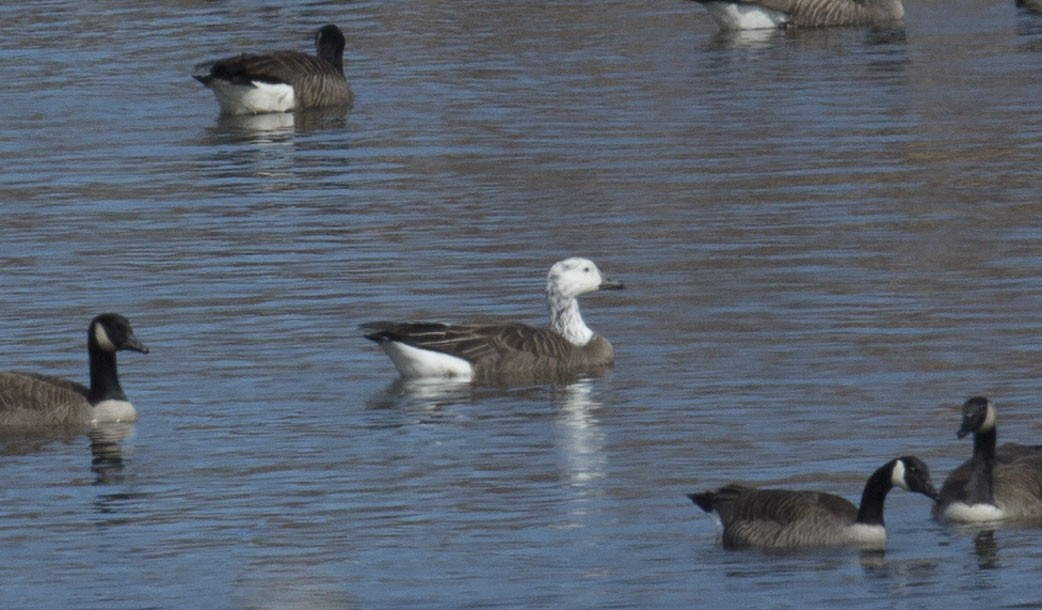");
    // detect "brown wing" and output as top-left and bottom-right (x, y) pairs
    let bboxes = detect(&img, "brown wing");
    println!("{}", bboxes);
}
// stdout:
(363, 322), (581, 364)
(692, 484), (857, 548)
(195, 51), (350, 107)
(736, 0), (900, 26)
(725, 487), (856, 524)
(994, 454), (1042, 520)
(0, 372), (92, 428)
